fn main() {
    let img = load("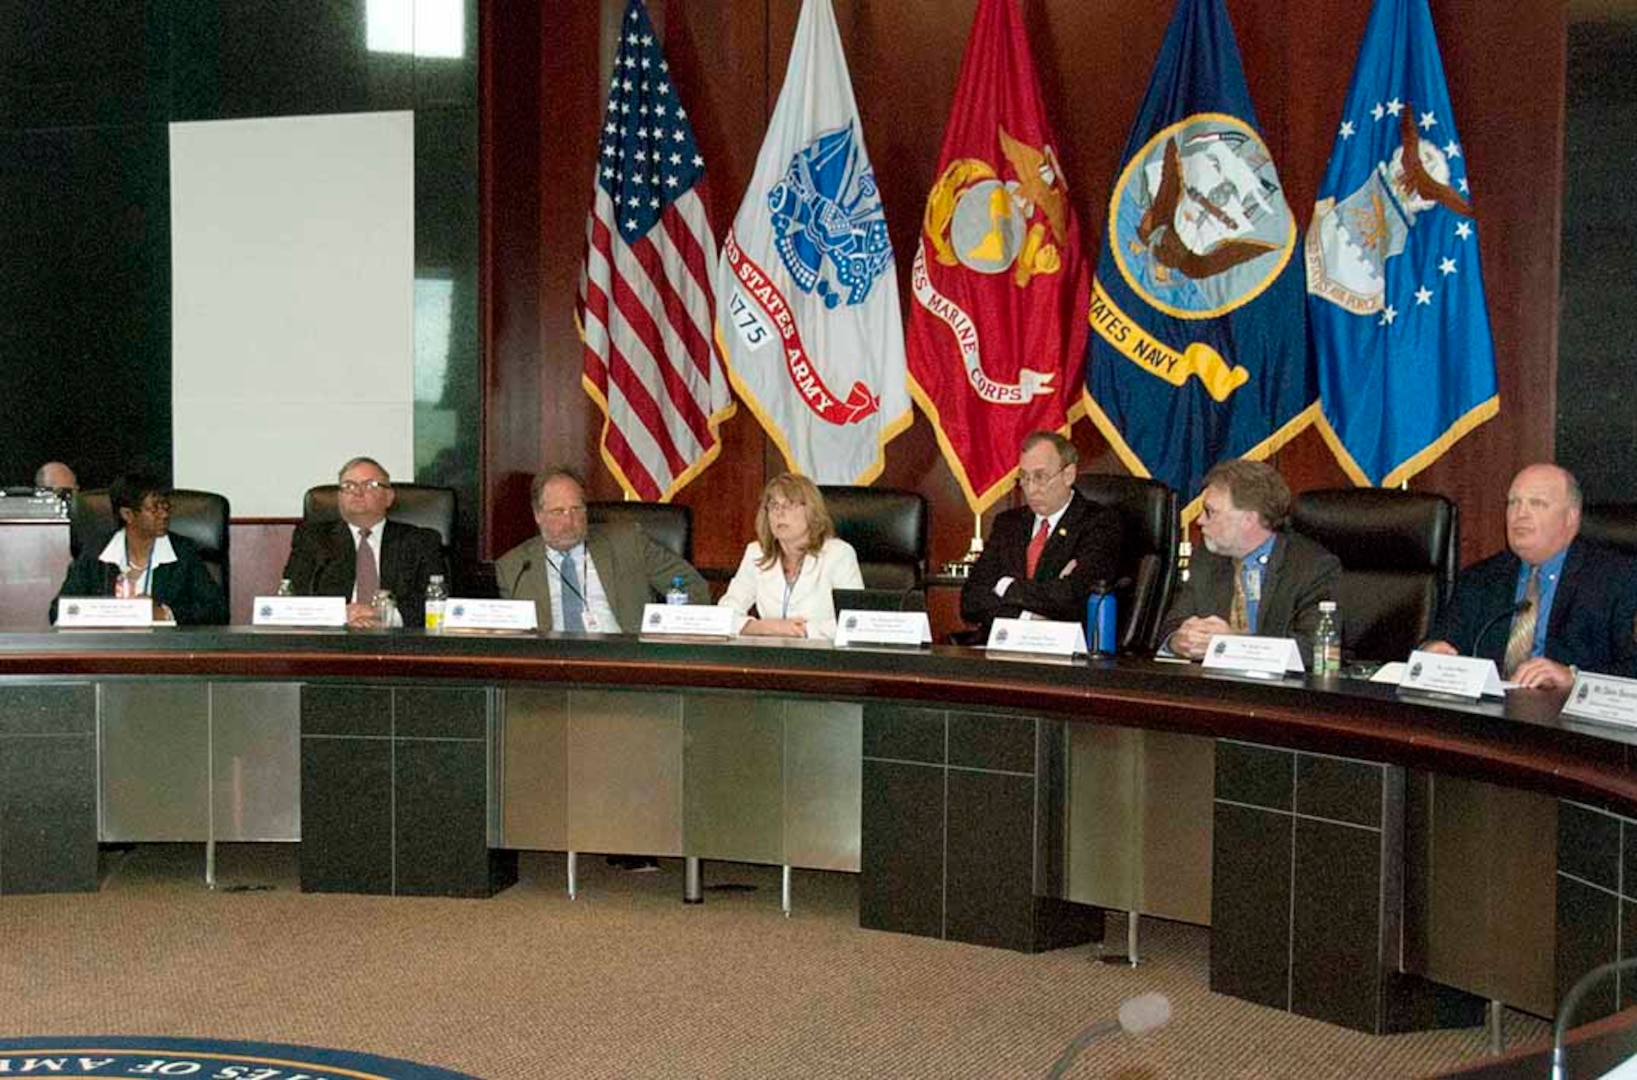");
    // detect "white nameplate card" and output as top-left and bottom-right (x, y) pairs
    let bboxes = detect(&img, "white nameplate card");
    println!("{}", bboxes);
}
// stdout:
(1562, 671), (1637, 729)
(985, 618), (1086, 657)
(56, 598), (155, 628)
(1202, 635), (1305, 676)
(1399, 649), (1505, 699)
(252, 596), (348, 627)
(835, 610), (933, 648)
(443, 598), (538, 632)
(642, 603), (736, 638)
